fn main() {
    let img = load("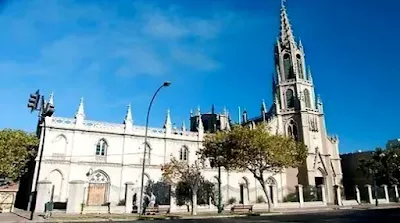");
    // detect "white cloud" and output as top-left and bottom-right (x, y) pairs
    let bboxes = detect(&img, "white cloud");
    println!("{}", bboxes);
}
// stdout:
(0, 0), (239, 79)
